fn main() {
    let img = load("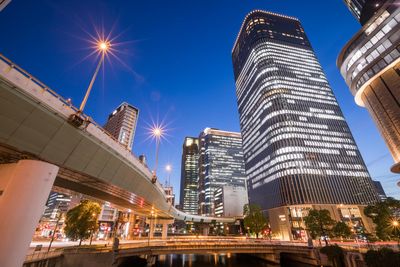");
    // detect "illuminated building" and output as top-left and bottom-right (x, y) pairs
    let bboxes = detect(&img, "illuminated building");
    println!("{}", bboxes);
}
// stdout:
(43, 191), (71, 219)
(372, 180), (387, 201)
(214, 185), (248, 217)
(232, 10), (379, 240)
(197, 128), (246, 216)
(338, 0), (400, 173)
(104, 102), (139, 150)
(179, 137), (199, 214)
(343, 0), (388, 25)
